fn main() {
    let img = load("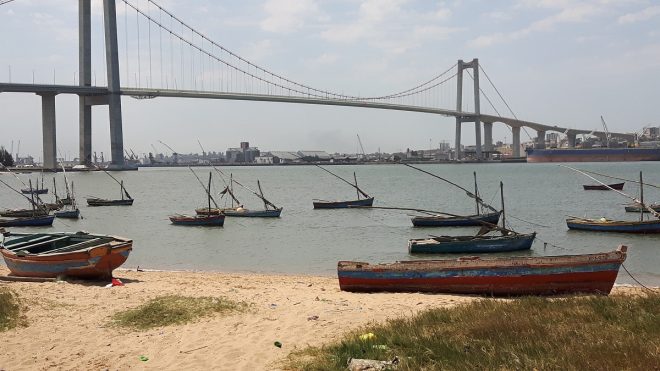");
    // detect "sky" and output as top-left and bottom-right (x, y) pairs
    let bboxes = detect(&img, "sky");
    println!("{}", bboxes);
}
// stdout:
(1, 0), (659, 160)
